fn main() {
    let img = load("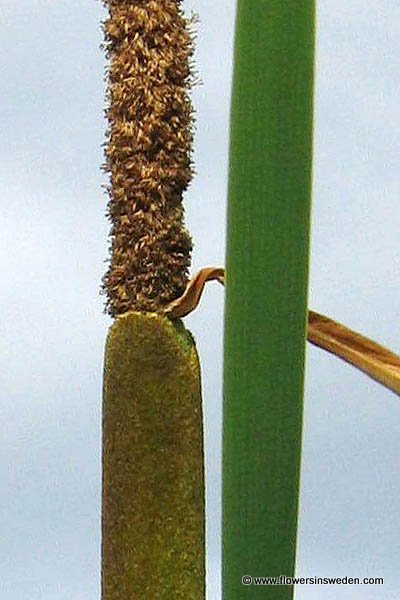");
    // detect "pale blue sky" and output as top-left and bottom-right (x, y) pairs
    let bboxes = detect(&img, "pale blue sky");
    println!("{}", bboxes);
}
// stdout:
(0, 1), (399, 598)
